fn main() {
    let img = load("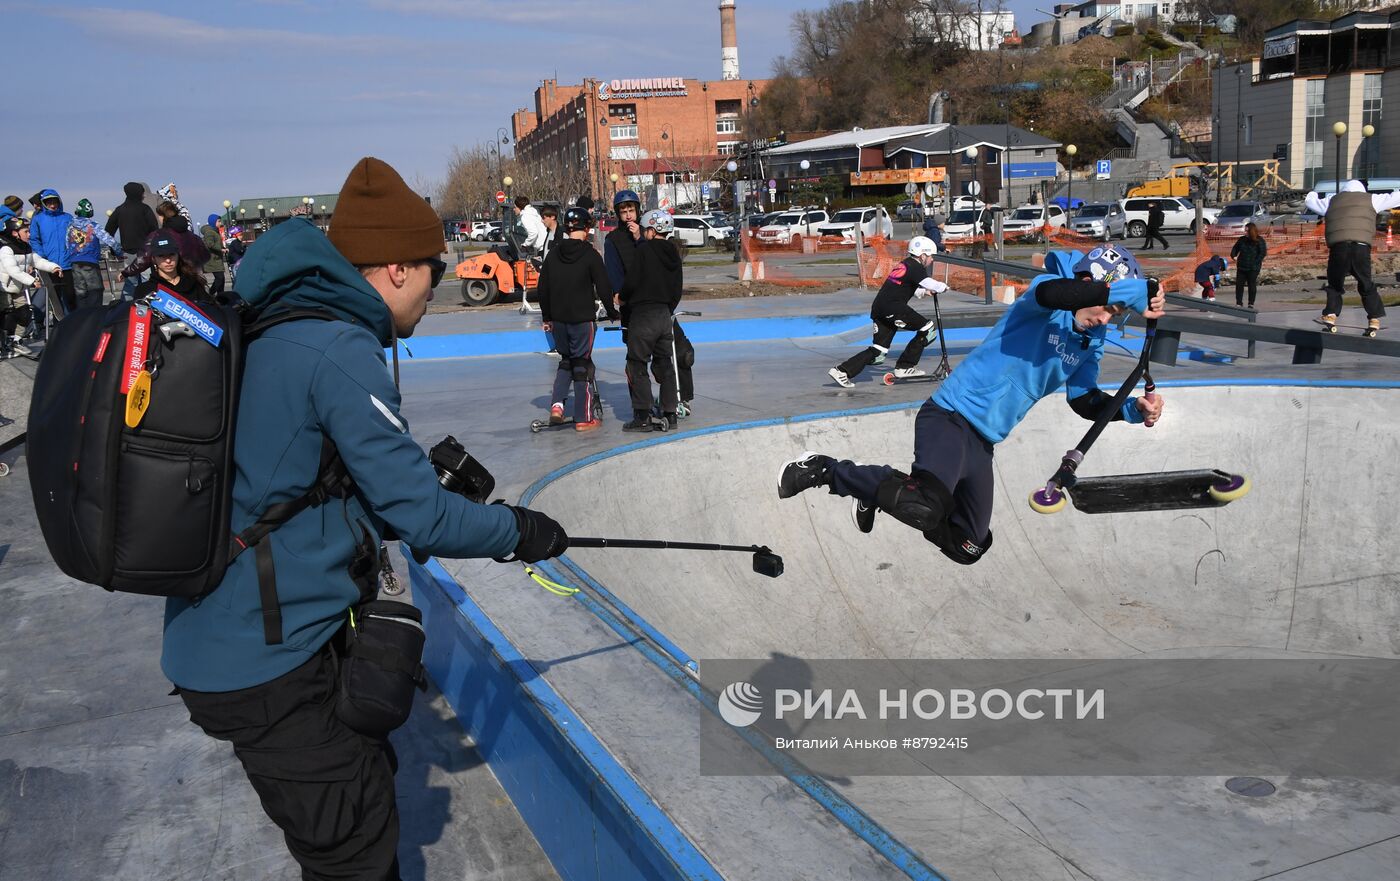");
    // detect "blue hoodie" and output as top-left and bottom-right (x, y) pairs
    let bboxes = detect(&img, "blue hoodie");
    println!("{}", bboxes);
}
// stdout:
(65, 217), (121, 265)
(933, 249), (1149, 444)
(162, 218), (520, 692)
(29, 188), (72, 269)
